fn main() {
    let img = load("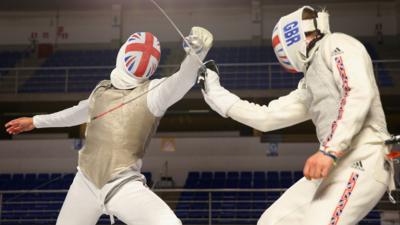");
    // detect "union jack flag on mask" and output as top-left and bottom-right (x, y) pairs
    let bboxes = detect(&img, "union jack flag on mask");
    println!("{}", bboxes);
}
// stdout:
(124, 32), (161, 80)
